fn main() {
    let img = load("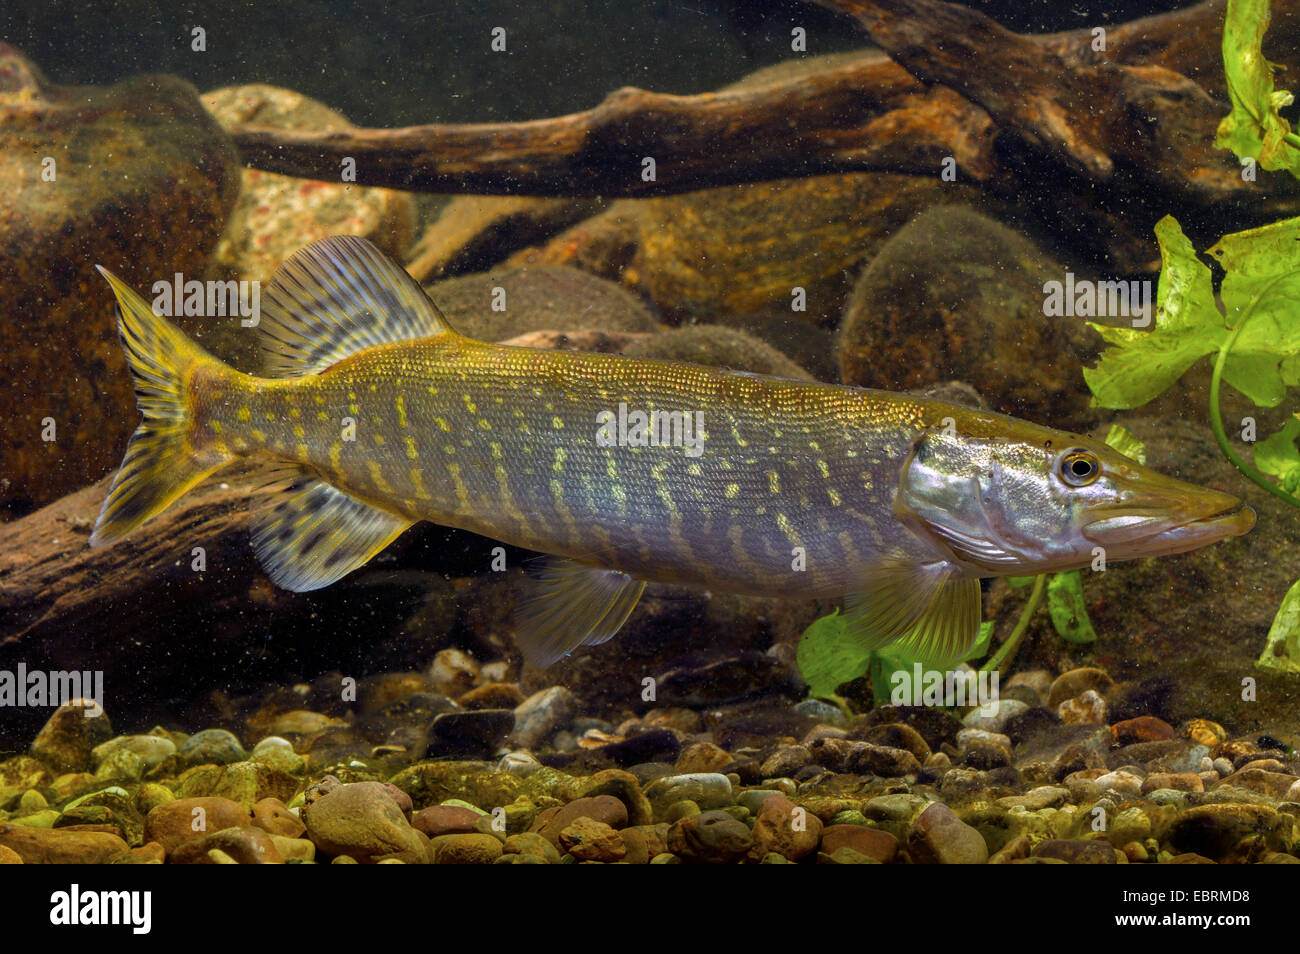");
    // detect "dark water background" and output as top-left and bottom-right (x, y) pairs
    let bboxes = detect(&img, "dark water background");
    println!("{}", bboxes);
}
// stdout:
(4, 0), (1193, 126)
